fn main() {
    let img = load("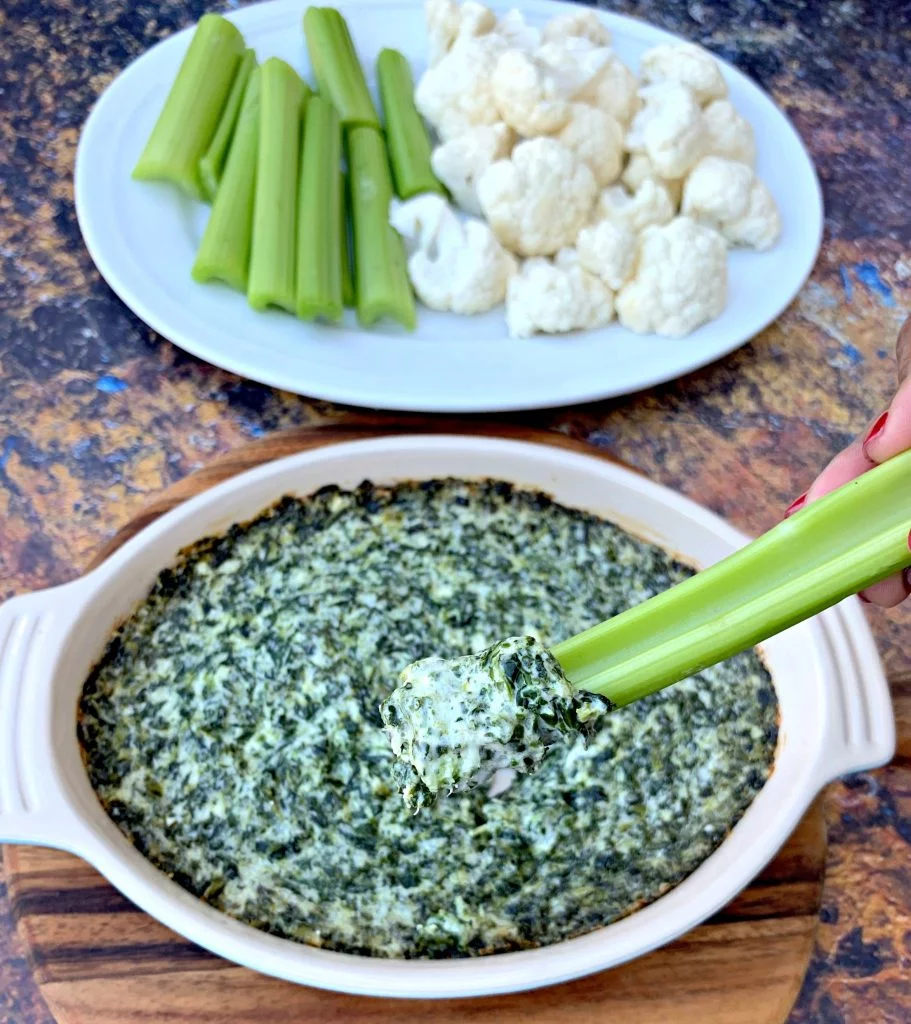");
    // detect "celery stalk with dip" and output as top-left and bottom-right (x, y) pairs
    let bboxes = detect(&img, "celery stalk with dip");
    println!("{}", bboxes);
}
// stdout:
(383, 448), (911, 808)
